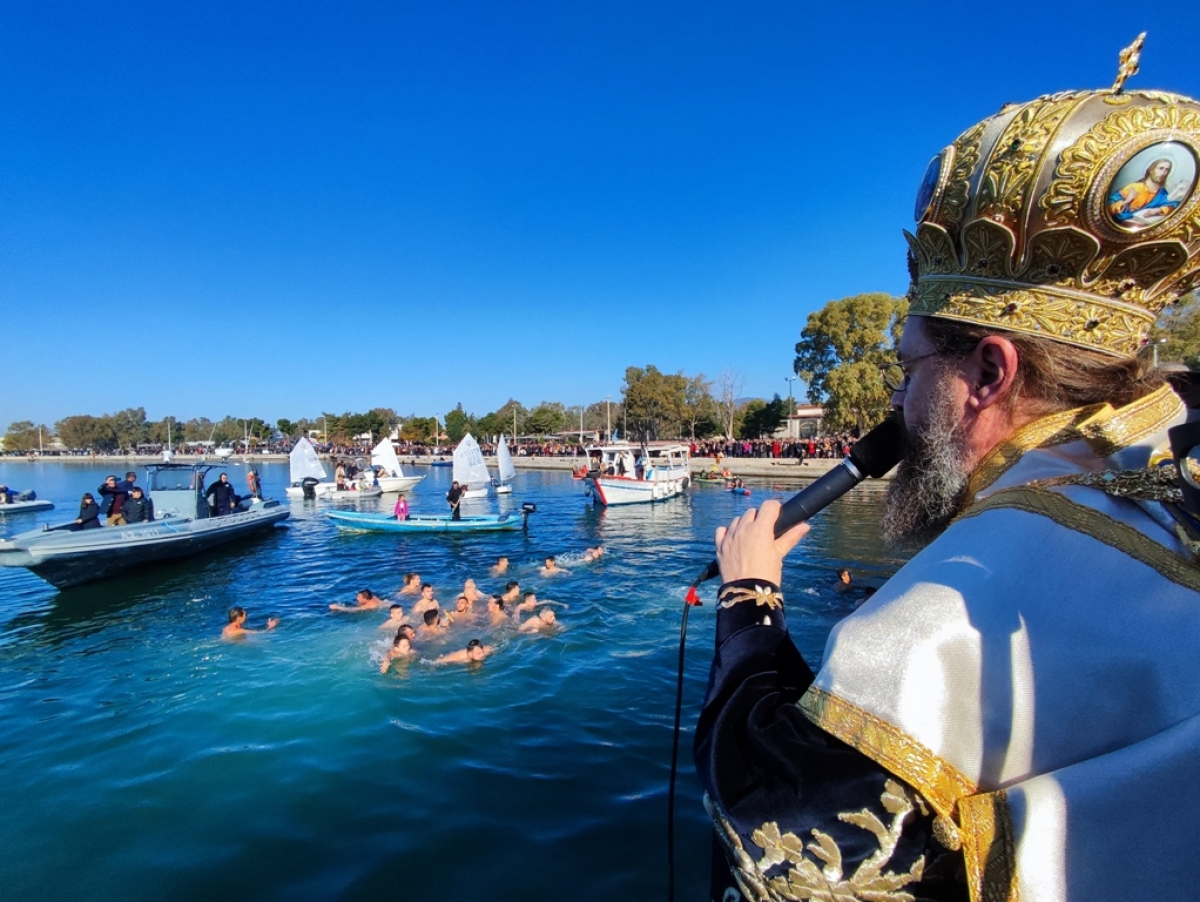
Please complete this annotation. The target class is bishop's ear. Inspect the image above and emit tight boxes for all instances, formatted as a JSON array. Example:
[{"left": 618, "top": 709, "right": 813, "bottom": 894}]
[{"left": 968, "top": 336, "right": 1020, "bottom": 411}]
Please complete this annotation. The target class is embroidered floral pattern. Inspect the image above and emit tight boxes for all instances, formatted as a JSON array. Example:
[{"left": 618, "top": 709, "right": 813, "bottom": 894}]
[
  {"left": 707, "top": 782, "right": 927, "bottom": 902},
  {"left": 718, "top": 584, "right": 784, "bottom": 612}
]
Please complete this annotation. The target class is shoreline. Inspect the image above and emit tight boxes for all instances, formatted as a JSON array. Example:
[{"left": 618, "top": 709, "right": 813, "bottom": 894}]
[{"left": 0, "top": 453, "right": 865, "bottom": 481}]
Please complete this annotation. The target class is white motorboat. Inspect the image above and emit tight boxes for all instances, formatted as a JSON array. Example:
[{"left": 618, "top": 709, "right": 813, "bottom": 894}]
[
  {"left": 492, "top": 435, "right": 517, "bottom": 495},
  {"left": 452, "top": 433, "right": 492, "bottom": 499},
  {"left": 582, "top": 442, "right": 690, "bottom": 506},
  {"left": 284, "top": 438, "right": 337, "bottom": 499},
  {"left": 0, "top": 462, "right": 289, "bottom": 588},
  {"left": 370, "top": 437, "right": 424, "bottom": 493}
]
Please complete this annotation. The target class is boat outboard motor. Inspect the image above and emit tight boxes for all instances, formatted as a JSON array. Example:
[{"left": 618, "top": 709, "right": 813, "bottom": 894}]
[
  {"left": 520, "top": 502, "right": 537, "bottom": 530},
  {"left": 301, "top": 477, "right": 319, "bottom": 500}
]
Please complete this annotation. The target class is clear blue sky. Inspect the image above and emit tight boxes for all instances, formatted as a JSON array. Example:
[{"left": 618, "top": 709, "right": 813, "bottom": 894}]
[{"left": 3, "top": 1, "right": 1198, "bottom": 429}]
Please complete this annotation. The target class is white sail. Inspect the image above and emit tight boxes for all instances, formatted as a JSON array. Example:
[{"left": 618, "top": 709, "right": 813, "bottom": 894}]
[
  {"left": 370, "top": 437, "right": 405, "bottom": 477},
  {"left": 497, "top": 435, "right": 517, "bottom": 483},
  {"left": 289, "top": 437, "right": 328, "bottom": 482},
  {"left": 452, "top": 433, "right": 492, "bottom": 489}
]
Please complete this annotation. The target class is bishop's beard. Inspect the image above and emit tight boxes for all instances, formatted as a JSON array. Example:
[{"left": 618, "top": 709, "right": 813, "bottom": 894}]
[{"left": 881, "top": 370, "right": 972, "bottom": 548}]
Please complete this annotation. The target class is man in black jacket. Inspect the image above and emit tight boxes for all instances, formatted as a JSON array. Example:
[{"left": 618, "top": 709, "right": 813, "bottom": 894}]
[
  {"left": 122, "top": 487, "right": 154, "bottom": 523},
  {"left": 446, "top": 480, "right": 465, "bottom": 521},
  {"left": 206, "top": 473, "right": 240, "bottom": 516}
]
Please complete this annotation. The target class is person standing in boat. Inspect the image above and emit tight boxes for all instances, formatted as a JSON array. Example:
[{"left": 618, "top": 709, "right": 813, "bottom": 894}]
[
  {"left": 122, "top": 486, "right": 154, "bottom": 523},
  {"left": 98, "top": 474, "right": 129, "bottom": 526},
  {"left": 205, "top": 472, "right": 240, "bottom": 516},
  {"left": 394, "top": 494, "right": 409, "bottom": 521},
  {"left": 446, "top": 480, "right": 465, "bottom": 521}
]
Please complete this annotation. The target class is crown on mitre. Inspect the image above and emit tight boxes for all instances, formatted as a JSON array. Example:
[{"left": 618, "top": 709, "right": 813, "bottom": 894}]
[{"left": 906, "top": 35, "right": 1200, "bottom": 358}]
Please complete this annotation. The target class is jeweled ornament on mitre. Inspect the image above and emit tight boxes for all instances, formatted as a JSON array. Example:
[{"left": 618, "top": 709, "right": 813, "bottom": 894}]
[{"left": 906, "top": 33, "right": 1200, "bottom": 358}]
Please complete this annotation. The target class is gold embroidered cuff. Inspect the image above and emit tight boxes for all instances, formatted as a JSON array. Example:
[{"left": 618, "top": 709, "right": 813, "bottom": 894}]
[{"left": 717, "top": 581, "right": 784, "bottom": 612}]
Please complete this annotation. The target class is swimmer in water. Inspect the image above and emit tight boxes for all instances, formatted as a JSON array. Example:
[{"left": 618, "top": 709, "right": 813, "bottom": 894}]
[
  {"left": 582, "top": 546, "right": 605, "bottom": 562},
  {"left": 330, "top": 589, "right": 385, "bottom": 613},
  {"left": 519, "top": 607, "right": 557, "bottom": 634},
  {"left": 379, "top": 634, "right": 415, "bottom": 673},
  {"left": 499, "top": 581, "right": 521, "bottom": 605},
  {"left": 434, "top": 638, "right": 492, "bottom": 665},
  {"left": 411, "top": 583, "right": 439, "bottom": 617},
  {"left": 486, "top": 596, "right": 509, "bottom": 626},
  {"left": 539, "top": 556, "right": 569, "bottom": 577},
  {"left": 515, "top": 590, "right": 539, "bottom": 614},
  {"left": 490, "top": 556, "right": 509, "bottom": 576},
  {"left": 444, "top": 595, "right": 472, "bottom": 625},
  {"left": 379, "top": 604, "right": 406, "bottom": 630},
  {"left": 462, "top": 579, "right": 482, "bottom": 609},
  {"left": 398, "top": 573, "right": 422, "bottom": 596},
  {"left": 222, "top": 606, "right": 279, "bottom": 639},
  {"left": 418, "top": 608, "right": 445, "bottom": 636}
]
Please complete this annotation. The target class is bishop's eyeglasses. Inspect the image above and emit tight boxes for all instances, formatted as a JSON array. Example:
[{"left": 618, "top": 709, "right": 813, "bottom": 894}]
[{"left": 878, "top": 351, "right": 943, "bottom": 393}]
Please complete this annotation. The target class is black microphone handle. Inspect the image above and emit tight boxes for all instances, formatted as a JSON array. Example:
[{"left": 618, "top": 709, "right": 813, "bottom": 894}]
[{"left": 695, "top": 459, "right": 864, "bottom": 586}]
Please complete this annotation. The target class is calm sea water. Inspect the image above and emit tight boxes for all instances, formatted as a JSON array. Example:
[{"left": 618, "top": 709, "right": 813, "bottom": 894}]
[{"left": 0, "top": 461, "right": 904, "bottom": 901}]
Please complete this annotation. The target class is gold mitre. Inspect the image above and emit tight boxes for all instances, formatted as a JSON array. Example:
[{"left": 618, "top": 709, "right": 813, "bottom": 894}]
[{"left": 906, "top": 35, "right": 1200, "bottom": 358}]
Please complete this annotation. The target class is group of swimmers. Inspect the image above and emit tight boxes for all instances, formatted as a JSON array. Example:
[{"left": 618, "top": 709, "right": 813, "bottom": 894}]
[{"left": 221, "top": 548, "right": 606, "bottom": 671}]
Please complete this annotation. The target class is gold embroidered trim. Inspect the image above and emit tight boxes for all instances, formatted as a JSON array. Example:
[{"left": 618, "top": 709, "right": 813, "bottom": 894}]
[
  {"left": 719, "top": 584, "right": 784, "bottom": 612},
  {"left": 959, "top": 791, "right": 1020, "bottom": 902},
  {"left": 1035, "top": 467, "right": 1182, "bottom": 503},
  {"left": 705, "top": 784, "right": 928, "bottom": 902},
  {"left": 965, "top": 384, "right": 1182, "bottom": 498},
  {"left": 1076, "top": 383, "right": 1182, "bottom": 458},
  {"left": 798, "top": 688, "right": 977, "bottom": 821},
  {"left": 966, "top": 404, "right": 1107, "bottom": 499},
  {"left": 959, "top": 486, "right": 1200, "bottom": 593}
]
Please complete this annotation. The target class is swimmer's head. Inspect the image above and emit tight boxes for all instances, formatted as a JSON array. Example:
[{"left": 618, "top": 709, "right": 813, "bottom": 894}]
[
  {"left": 489, "top": 597, "right": 505, "bottom": 612},
  {"left": 228, "top": 606, "right": 246, "bottom": 624},
  {"left": 421, "top": 584, "right": 434, "bottom": 598},
  {"left": 544, "top": 556, "right": 555, "bottom": 566},
  {"left": 423, "top": 609, "right": 440, "bottom": 626},
  {"left": 393, "top": 636, "right": 411, "bottom": 653},
  {"left": 357, "top": 589, "right": 376, "bottom": 603},
  {"left": 505, "top": 581, "right": 519, "bottom": 593},
  {"left": 523, "top": 591, "right": 536, "bottom": 603},
  {"left": 539, "top": 608, "right": 556, "bottom": 624},
  {"left": 398, "top": 625, "right": 416, "bottom": 640},
  {"left": 455, "top": 596, "right": 469, "bottom": 613},
  {"left": 466, "top": 638, "right": 486, "bottom": 661},
  {"left": 837, "top": 570, "right": 851, "bottom": 585},
  {"left": 389, "top": 604, "right": 402, "bottom": 614},
  {"left": 403, "top": 572, "right": 419, "bottom": 587}
]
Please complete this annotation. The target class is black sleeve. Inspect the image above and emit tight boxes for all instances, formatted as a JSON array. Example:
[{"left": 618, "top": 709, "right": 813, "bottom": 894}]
[{"left": 693, "top": 579, "right": 964, "bottom": 901}]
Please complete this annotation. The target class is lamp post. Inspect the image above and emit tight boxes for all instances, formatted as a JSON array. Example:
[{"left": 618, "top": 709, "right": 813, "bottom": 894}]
[
  {"left": 1153, "top": 338, "right": 1168, "bottom": 368},
  {"left": 578, "top": 405, "right": 584, "bottom": 444},
  {"left": 785, "top": 375, "right": 798, "bottom": 439}
]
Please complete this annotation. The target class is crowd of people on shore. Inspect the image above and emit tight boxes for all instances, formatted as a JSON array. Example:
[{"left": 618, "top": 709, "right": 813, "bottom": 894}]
[
  {"left": 222, "top": 548, "right": 606, "bottom": 670},
  {"left": 688, "top": 434, "right": 856, "bottom": 461}
]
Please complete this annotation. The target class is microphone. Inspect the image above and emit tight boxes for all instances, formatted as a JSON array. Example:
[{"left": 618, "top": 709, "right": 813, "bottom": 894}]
[{"left": 687, "top": 412, "right": 907, "bottom": 595}]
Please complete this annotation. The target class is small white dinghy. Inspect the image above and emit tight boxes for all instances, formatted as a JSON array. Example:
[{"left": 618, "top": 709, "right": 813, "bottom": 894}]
[
  {"left": 284, "top": 438, "right": 336, "bottom": 499},
  {"left": 452, "top": 433, "right": 492, "bottom": 499},
  {"left": 492, "top": 435, "right": 517, "bottom": 495},
  {"left": 370, "top": 437, "right": 424, "bottom": 494}
]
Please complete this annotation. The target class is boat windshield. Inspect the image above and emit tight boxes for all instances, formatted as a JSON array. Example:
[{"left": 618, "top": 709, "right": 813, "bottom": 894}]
[{"left": 148, "top": 469, "right": 199, "bottom": 491}]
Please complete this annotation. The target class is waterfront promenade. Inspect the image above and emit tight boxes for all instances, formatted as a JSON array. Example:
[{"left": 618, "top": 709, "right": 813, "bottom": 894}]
[{"left": 1, "top": 452, "right": 859, "bottom": 480}]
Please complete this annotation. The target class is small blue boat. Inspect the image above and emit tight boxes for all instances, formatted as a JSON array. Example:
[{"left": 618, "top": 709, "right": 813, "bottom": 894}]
[{"left": 327, "top": 504, "right": 535, "bottom": 533}]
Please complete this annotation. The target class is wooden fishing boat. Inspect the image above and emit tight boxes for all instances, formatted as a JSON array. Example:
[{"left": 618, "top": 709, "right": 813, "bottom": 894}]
[{"left": 326, "top": 504, "right": 535, "bottom": 533}]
